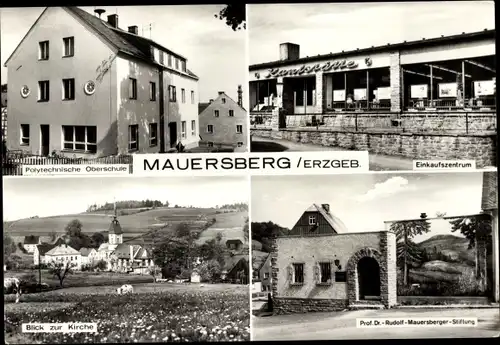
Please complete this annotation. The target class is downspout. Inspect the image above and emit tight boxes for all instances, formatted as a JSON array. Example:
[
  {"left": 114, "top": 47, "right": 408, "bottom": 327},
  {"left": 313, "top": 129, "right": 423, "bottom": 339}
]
[{"left": 159, "top": 68, "right": 165, "bottom": 153}]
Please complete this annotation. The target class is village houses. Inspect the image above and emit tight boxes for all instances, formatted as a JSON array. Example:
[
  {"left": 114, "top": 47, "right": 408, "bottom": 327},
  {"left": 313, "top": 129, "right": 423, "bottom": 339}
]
[
  {"left": 4, "top": 6, "right": 200, "bottom": 158},
  {"left": 23, "top": 235, "right": 42, "bottom": 253},
  {"left": 44, "top": 244, "right": 83, "bottom": 271}
]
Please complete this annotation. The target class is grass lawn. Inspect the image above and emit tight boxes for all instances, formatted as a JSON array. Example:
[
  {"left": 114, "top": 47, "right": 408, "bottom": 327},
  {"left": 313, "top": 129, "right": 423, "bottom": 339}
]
[{"left": 4, "top": 283, "right": 250, "bottom": 343}]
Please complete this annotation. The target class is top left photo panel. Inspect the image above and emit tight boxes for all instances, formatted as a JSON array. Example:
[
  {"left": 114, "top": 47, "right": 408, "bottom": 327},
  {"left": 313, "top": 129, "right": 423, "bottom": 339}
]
[{"left": 1, "top": 5, "right": 248, "bottom": 176}]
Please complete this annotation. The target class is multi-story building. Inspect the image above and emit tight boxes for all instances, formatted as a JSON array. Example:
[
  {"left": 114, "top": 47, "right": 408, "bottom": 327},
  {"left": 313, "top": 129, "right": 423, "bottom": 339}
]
[
  {"left": 1, "top": 84, "right": 6, "bottom": 141},
  {"left": 198, "top": 86, "right": 247, "bottom": 151},
  {"left": 4, "top": 6, "right": 200, "bottom": 157},
  {"left": 44, "top": 244, "right": 83, "bottom": 270}
]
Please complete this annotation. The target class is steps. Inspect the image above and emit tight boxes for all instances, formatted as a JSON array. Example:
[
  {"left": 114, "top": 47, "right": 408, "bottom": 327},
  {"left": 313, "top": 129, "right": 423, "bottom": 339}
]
[{"left": 349, "top": 304, "right": 384, "bottom": 310}]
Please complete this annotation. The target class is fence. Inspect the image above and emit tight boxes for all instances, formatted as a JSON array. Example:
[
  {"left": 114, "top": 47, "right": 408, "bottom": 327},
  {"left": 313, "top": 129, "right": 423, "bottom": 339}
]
[
  {"left": 278, "top": 112, "right": 497, "bottom": 135},
  {"left": 2, "top": 152, "right": 134, "bottom": 176}
]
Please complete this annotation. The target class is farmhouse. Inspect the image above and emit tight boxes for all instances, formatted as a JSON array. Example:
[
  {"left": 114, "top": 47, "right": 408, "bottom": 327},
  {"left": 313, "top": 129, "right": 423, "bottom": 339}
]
[
  {"left": 33, "top": 237, "right": 66, "bottom": 266},
  {"left": 198, "top": 87, "right": 247, "bottom": 151},
  {"left": 249, "top": 30, "right": 496, "bottom": 167},
  {"left": 222, "top": 254, "right": 249, "bottom": 284},
  {"left": 4, "top": 6, "right": 200, "bottom": 157},
  {"left": 45, "top": 244, "right": 83, "bottom": 270},
  {"left": 269, "top": 203, "right": 397, "bottom": 314},
  {"left": 257, "top": 254, "right": 272, "bottom": 292},
  {"left": 79, "top": 247, "right": 97, "bottom": 266},
  {"left": 23, "top": 235, "right": 42, "bottom": 253}
]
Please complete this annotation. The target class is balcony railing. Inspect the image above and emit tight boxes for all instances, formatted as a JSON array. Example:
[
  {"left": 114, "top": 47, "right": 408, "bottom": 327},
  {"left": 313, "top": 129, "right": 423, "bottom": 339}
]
[
  {"left": 327, "top": 100, "right": 392, "bottom": 111},
  {"left": 407, "top": 97, "right": 496, "bottom": 111}
]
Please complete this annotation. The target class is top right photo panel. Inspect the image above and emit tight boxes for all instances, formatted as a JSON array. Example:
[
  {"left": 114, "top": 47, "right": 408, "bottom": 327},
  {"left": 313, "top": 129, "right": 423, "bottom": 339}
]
[{"left": 247, "top": 1, "right": 496, "bottom": 171}]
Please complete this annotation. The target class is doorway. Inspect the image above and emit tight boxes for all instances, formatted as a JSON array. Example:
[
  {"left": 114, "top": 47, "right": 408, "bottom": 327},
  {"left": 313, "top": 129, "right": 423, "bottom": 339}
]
[
  {"left": 168, "top": 122, "right": 177, "bottom": 148},
  {"left": 292, "top": 77, "right": 316, "bottom": 114},
  {"left": 40, "top": 125, "right": 50, "bottom": 156},
  {"left": 357, "top": 257, "right": 381, "bottom": 300}
]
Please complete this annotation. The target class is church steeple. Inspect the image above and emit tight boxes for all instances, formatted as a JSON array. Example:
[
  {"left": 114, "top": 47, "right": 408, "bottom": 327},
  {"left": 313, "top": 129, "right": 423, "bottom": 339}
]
[{"left": 108, "top": 198, "right": 123, "bottom": 247}]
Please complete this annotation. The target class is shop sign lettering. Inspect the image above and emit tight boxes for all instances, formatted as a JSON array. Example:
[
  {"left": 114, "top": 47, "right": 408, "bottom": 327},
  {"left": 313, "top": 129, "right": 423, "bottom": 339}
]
[{"left": 265, "top": 59, "right": 359, "bottom": 78}]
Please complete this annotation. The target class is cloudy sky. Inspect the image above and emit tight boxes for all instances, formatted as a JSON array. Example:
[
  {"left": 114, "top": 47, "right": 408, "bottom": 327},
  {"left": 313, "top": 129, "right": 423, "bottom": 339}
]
[
  {"left": 0, "top": 5, "right": 246, "bottom": 102},
  {"left": 251, "top": 172, "right": 486, "bottom": 242},
  {"left": 3, "top": 176, "right": 248, "bottom": 221},
  {"left": 248, "top": 1, "right": 495, "bottom": 65}
]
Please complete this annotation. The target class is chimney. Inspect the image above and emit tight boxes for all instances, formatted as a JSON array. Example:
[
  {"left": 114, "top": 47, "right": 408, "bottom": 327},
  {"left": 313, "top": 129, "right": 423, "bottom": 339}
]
[
  {"left": 321, "top": 204, "right": 330, "bottom": 213},
  {"left": 279, "top": 43, "right": 300, "bottom": 61},
  {"left": 130, "top": 245, "right": 134, "bottom": 261},
  {"left": 209, "top": 99, "right": 214, "bottom": 103},
  {"left": 218, "top": 91, "right": 224, "bottom": 96},
  {"left": 237, "top": 85, "right": 243, "bottom": 107},
  {"left": 107, "top": 14, "right": 119, "bottom": 28},
  {"left": 128, "top": 25, "right": 138, "bottom": 35}
]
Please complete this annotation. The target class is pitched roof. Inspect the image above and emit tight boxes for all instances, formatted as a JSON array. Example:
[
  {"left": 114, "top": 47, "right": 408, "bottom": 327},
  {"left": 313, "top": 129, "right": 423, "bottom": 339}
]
[
  {"left": 23, "top": 236, "right": 40, "bottom": 245},
  {"left": 111, "top": 243, "right": 142, "bottom": 259},
  {"left": 481, "top": 171, "right": 498, "bottom": 211},
  {"left": 36, "top": 243, "right": 57, "bottom": 256},
  {"left": 4, "top": 7, "right": 198, "bottom": 80},
  {"left": 109, "top": 217, "right": 124, "bottom": 235},
  {"left": 79, "top": 247, "right": 96, "bottom": 257},
  {"left": 223, "top": 254, "right": 248, "bottom": 273},
  {"left": 46, "top": 244, "right": 80, "bottom": 256},
  {"left": 303, "top": 203, "right": 348, "bottom": 234},
  {"left": 199, "top": 92, "right": 246, "bottom": 117},
  {"left": 198, "top": 102, "right": 211, "bottom": 114}
]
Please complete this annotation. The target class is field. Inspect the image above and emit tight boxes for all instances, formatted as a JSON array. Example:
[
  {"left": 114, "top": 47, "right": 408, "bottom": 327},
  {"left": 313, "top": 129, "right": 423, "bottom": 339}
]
[{"left": 4, "top": 283, "right": 250, "bottom": 343}]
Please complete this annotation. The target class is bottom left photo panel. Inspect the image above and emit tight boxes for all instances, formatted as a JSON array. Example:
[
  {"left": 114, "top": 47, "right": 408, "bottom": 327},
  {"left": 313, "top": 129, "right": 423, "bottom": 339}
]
[{"left": 3, "top": 176, "right": 251, "bottom": 343}]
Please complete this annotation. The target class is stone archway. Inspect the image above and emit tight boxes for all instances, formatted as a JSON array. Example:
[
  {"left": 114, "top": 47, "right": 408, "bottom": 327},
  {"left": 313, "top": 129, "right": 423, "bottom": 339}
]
[{"left": 346, "top": 247, "right": 387, "bottom": 306}]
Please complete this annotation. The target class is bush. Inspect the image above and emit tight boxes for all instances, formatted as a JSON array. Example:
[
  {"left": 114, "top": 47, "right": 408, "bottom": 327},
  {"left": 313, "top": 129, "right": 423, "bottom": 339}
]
[{"left": 93, "top": 260, "right": 107, "bottom": 271}]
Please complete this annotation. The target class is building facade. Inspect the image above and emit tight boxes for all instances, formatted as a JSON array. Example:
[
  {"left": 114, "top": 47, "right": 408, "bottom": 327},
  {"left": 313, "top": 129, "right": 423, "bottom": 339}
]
[
  {"left": 249, "top": 30, "right": 496, "bottom": 166},
  {"left": 79, "top": 247, "right": 97, "bottom": 266},
  {"left": 44, "top": 244, "right": 83, "bottom": 270},
  {"left": 198, "top": 88, "right": 247, "bottom": 151},
  {"left": 270, "top": 203, "right": 397, "bottom": 314},
  {"left": 5, "top": 6, "right": 199, "bottom": 158},
  {"left": 23, "top": 235, "right": 42, "bottom": 253}
]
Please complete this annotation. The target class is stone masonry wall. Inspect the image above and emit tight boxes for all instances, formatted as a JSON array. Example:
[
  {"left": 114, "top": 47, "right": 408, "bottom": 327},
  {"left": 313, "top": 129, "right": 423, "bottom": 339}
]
[
  {"left": 389, "top": 51, "right": 402, "bottom": 112},
  {"left": 273, "top": 298, "right": 348, "bottom": 315},
  {"left": 251, "top": 128, "right": 497, "bottom": 168}
]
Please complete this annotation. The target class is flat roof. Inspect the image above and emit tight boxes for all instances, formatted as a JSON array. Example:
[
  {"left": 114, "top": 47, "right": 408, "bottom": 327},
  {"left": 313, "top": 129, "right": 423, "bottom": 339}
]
[{"left": 249, "top": 29, "right": 495, "bottom": 71}]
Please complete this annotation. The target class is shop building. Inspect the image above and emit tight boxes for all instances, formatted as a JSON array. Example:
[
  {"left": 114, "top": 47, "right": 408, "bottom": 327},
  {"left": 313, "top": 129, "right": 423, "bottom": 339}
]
[{"left": 4, "top": 6, "right": 199, "bottom": 157}]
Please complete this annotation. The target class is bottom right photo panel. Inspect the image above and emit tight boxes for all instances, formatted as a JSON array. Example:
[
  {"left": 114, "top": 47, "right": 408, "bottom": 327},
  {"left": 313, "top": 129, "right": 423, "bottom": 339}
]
[{"left": 250, "top": 171, "right": 499, "bottom": 340}]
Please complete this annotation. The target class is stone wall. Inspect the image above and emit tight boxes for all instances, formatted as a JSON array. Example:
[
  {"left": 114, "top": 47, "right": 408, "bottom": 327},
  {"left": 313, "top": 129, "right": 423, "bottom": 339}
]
[
  {"left": 273, "top": 297, "right": 348, "bottom": 315},
  {"left": 251, "top": 128, "right": 497, "bottom": 168}
]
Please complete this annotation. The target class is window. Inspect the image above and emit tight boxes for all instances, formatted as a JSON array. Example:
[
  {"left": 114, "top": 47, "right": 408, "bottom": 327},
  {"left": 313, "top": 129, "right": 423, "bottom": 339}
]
[
  {"left": 191, "top": 120, "right": 196, "bottom": 136},
  {"left": 214, "top": 110, "right": 219, "bottom": 117},
  {"left": 159, "top": 51, "right": 164, "bottom": 65},
  {"left": 62, "top": 126, "right": 97, "bottom": 153},
  {"left": 181, "top": 121, "right": 186, "bottom": 139},
  {"left": 20, "top": 124, "right": 30, "bottom": 145},
  {"left": 181, "top": 88, "right": 186, "bottom": 103},
  {"left": 237, "top": 142, "right": 243, "bottom": 147},
  {"left": 169, "top": 85, "right": 177, "bottom": 102},
  {"left": 222, "top": 98, "right": 226, "bottom": 104},
  {"left": 191, "top": 91, "right": 195, "bottom": 104},
  {"left": 38, "top": 81, "right": 49, "bottom": 101},
  {"left": 175, "top": 58, "right": 179, "bottom": 70},
  {"left": 335, "top": 271, "right": 347, "bottom": 283},
  {"left": 293, "top": 263, "right": 304, "bottom": 284},
  {"left": 149, "top": 123, "right": 158, "bottom": 147},
  {"left": 236, "top": 125, "right": 243, "bottom": 134},
  {"left": 319, "top": 262, "right": 332, "bottom": 283},
  {"left": 229, "top": 110, "right": 234, "bottom": 117},
  {"left": 207, "top": 125, "right": 213, "bottom": 133},
  {"left": 62, "top": 79, "right": 75, "bottom": 100},
  {"left": 181, "top": 60, "right": 186, "bottom": 72},
  {"left": 129, "top": 78, "right": 137, "bottom": 99},
  {"left": 309, "top": 215, "right": 316, "bottom": 225},
  {"left": 149, "top": 82, "right": 156, "bottom": 101},
  {"left": 128, "top": 124, "right": 139, "bottom": 151},
  {"left": 39, "top": 41, "right": 49, "bottom": 60},
  {"left": 207, "top": 142, "right": 214, "bottom": 147},
  {"left": 168, "top": 54, "right": 172, "bottom": 67},
  {"left": 63, "top": 37, "right": 74, "bottom": 57},
  {"left": 264, "top": 272, "right": 270, "bottom": 279},
  {"left": 153, "top": 48, "right": 160, "bottom": 62}
]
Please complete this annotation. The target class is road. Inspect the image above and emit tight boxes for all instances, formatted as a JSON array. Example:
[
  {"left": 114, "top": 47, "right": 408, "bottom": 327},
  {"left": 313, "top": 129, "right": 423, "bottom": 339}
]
[
  {"left": 252, "top": 308, "right": 500, "bottom": 340},
  {"left": 250, "top": 136, "right": 414, "bottom": 171}
]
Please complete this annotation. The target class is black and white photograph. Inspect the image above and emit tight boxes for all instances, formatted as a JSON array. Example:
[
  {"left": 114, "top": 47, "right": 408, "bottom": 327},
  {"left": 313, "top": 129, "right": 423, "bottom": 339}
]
[
  {"left": 247, "top": 1, "right": 496, "bottom": 170},
  {"left": 3, "top": 176, "right": 250, "bottom": 343},
  {"left": 251, "top": 171, "right": 499, "bottom": 340},
  {"left": 1, "top": 4, "right": 248, "bottom": 176}
]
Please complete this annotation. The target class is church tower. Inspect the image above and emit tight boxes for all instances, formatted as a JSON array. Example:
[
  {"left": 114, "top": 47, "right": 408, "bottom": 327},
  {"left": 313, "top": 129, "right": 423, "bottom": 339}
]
[{"left": 108, "top": 199, "right": 123, "bottom": 251}]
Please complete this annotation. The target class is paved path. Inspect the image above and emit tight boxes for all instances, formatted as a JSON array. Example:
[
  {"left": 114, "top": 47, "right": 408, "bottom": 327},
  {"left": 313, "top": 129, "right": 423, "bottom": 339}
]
[
  {"left": 252, "top": 308, "right": 500, "bottom": 340},
  {"left": 250, "top": 136, "right": 414, "bottom": 171}
]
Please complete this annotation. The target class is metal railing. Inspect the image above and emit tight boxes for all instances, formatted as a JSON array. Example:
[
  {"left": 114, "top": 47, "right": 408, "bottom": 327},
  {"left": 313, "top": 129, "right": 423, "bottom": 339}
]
[
  {"left": 407, "top": 98, "right": 496, "bottom": 111},
  {"left": 327, "top": 100, "right": 392, "bottom": 111},
  {"left": 250, "top": 111, "right": 274, "bottom": 128}
]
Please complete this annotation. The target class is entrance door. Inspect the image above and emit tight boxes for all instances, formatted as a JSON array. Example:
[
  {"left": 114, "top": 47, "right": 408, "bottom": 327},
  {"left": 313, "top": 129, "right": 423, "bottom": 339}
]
[
  {"left": 40, "top": 125, "right": 50, "bottom": 156},
  {"left": 168, "top": 122, "right": 177, "bottom": 148},
  {"left": 357, "top": 257, "right": 381, "bottom": 300},
  {"left": 293, "top": 77, "right": 316, "bottom": 114}
]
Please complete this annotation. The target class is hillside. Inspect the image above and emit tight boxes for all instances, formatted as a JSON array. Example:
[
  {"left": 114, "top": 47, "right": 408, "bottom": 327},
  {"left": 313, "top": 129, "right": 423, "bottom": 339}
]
[
  {"left": 196, "top": 212, "right": 248, "bottom": 246},
  {"left": 416, "top": 234, "right": 475, "bottom": 265}
]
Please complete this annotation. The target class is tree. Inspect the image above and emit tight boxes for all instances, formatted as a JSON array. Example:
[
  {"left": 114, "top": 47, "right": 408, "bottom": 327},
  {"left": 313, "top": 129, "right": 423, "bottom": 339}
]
[
  {"left": 48, "top": 261, "right": 76, "bottom": 287},
  {"left": 48, "top": 230, "right": 58, "bottom": 242},
  {"left": 390, "top": 215, "right": 431, "bottom": 286},
  {"left": 215, "top": 4, "right": 246, "bottom": 31},
  {"left": 65, "top": 219, "right": 83, "bottom": 237},
  {"left": 243, "top": 217, "right": 249, "bottom": 242},
  {"left": 91, "top": 232, "right": 106, "bottom": 248},
  {"left": 148, "top": 266, "right": 162, "bottom": 282},
  {"left": 3, "top": 232, "right": 17, "bottom": 262},
  {"left": 449, "top": 214, "right": 492, "bottom": 288},
  {"left": 197, "top": 259, "right": 222, "bottom": 282}
]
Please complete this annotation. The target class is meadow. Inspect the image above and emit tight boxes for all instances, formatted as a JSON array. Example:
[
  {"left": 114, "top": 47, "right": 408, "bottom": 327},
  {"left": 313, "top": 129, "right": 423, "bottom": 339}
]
[{"left": 4, "top": 283, "right": 250, "bottom": 343}]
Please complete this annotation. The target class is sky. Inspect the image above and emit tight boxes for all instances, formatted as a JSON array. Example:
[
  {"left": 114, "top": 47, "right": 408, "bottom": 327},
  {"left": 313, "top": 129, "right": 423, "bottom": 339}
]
[
  {"left": 251, "top": 172, "right": 487, "bottom": 242},
  {"left": 0, "top": 5, "right": 246, "bottom": 103},
  {"left": 3, "top": 176, "right": 248, "bottom": 221},
  {"left": 248, "top": 1, "right": 496, "bottom": 65}
]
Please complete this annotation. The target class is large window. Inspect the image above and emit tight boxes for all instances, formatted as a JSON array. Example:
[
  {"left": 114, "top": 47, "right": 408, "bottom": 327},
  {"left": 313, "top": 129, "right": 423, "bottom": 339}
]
[
  {"left": 319, "top": 262, "right": 332, "bottom": 283},
  {"left": 149, "top": 123, "right": 158, "bottom": 147},
  {"left": 38, "top": 81, "right": 49, "bottom": 102},
  {"left": 128, "top": 125, "right": 139, "bottom": 151},
  {"left": 39, "top": 41, "right": 49, "bottom": 60},
  {"left": 20, "top": 124, "right": 30, "bottom": 145},
  {"left": 250, "top": 79, "right": 278, "bottom": 111},
  {"left": 62, "top": 79, "right": 75, "bottom": 100},
  {"left": 63, "top": 37, "right": 74, "bottom": 57},
  {"left": 62, "top": 126, "right": 97, "bottom": 153}
]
